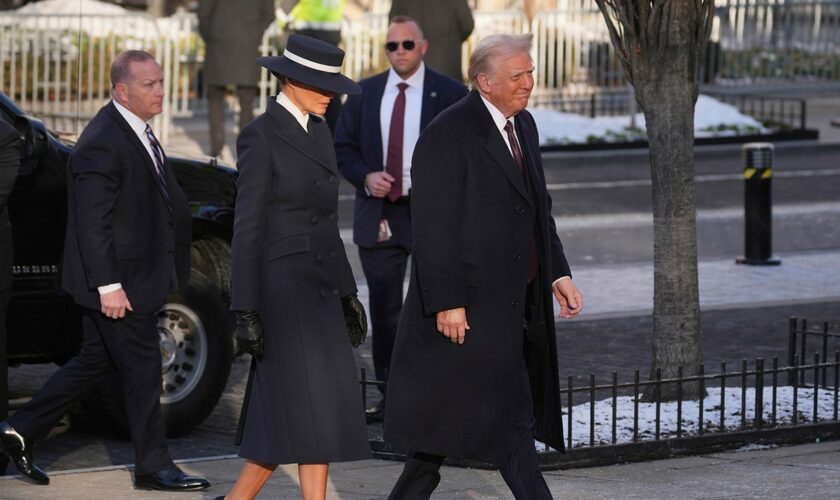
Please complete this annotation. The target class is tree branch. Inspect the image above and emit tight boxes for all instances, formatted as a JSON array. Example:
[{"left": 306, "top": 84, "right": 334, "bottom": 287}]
[{"left": 595, "top": 0, "right": 633, "bottom": 83}]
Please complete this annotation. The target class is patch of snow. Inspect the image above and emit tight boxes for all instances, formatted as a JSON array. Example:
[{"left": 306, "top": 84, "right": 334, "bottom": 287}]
[
  {"left": 530, "top": 95, "right": 768, "bottom": 146},
  {"left": 538, "top": 386, "right": 837, "bottom": 450},
  {"left": 735, "top": 443, "right": 778, "bottom": 452}
]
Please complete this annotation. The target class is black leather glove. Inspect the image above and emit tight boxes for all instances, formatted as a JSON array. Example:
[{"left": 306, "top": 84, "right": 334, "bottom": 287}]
[
  {"left": 341, "top": 294, "right": 368, "bottom": 348},
  {"left": 234, "top": 310, "right": 264, "bottom": 361}
]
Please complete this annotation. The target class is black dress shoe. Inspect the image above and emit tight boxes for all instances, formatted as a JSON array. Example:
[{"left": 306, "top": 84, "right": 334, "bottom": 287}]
[
  {"left": 365, "top": 398, "right": 385, "bottom": 423},
  {"left": 0, "top": 421, "right": 49, "bottom": 485},
  {"left": 134, "top": 466, "right": 210, "bottom": 491}
]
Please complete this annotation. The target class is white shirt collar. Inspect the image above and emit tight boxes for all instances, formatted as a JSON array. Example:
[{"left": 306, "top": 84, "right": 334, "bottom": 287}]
[
  {"left": 479, "top": 93, "right": 515, "bottom": 134},
  {"left": 276, "top": 91, "right": 311, "bottom": 131},
  {"left": 112, "top": 99, "right": 149, "bottom": 135},
  {"left": 385, "top": 62, "right": 425, "bottom": 90}
]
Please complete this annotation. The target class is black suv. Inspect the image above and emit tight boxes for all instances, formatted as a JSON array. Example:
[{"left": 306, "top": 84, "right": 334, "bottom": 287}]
[{"left": 2, "top": 91, "right": 238, "bottom": 436}]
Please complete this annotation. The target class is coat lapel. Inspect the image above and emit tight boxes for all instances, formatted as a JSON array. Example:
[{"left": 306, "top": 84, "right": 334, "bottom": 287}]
[
  {"left": 467, "top": 92, "right": 532, "bottom": 206},
  {"left": 516, "top": 114, "right": 543, "bottom": 210},
  {"left": 419, "top": 70, "right": 439, "bottom": 130},
  {"left": 106, "top": 102, "right": 173, "bottom": 212},
  {"left": 266, "top": 99, "right": 336, "bottom": 174}
]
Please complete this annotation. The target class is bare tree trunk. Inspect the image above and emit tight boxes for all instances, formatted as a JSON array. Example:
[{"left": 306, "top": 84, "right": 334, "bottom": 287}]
[
  {"left": 641, "top": 69, "right": 702, "bottom": 401},
  {"left": 594, "top": 0, "right": 715, "bottom": 400}
]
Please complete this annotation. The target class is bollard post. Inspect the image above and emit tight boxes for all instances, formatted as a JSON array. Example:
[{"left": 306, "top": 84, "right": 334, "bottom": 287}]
[{"left": 736, "top": 143, "right": 781, "bottom": 265}]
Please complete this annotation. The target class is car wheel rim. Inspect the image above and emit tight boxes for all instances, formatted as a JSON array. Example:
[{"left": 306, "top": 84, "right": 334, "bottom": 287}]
[{"left": 157, "top": 303, "right": 208, "bottom": 405}]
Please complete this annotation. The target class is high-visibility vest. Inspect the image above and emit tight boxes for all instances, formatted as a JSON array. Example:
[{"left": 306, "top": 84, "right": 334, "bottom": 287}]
[{"left": 289, "top": 0, "right": 345, "bottom": 31}]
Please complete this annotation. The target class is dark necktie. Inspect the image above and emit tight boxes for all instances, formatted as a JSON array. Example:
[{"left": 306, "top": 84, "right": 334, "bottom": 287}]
[
  {"left": 386, "top": 82, "right": 408, "bottom": 202},
  {"left": 504, "top": 120, "right": 539, "bottom": 282},
  {"left": 144, "top": 124, "right": 171, "bottom": 207}
]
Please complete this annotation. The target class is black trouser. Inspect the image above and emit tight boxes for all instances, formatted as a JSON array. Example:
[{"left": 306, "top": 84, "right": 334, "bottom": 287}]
[
  {"left": 389, "top": 279, "right": 552, "bottom": 500},
  {"left": 8, "top": 309, "right": 173, "bottom": 475},
  {"left": 207, "top": 84, "right": 258, "bottom": 157},
  {"left": 358, "top": 200, "right": 412, "bottom": 392}
]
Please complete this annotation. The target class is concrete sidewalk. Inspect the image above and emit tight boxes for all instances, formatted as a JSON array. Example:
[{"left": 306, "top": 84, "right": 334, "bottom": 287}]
[{"left": 2, "top": 440, "right": 839, "bottom": 499}]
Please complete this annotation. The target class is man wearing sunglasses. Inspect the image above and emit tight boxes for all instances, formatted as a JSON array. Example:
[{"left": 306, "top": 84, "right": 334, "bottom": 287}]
[{"left": 335, "top": 16, "right": 467, "bottom": 423}]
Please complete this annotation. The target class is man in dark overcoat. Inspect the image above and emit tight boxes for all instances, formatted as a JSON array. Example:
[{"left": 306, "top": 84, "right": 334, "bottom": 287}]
[
  {"left": 334, "top": 16, "right": 467, "bottom": 421},
  {"left": 198, "top": 0, "right": 275, "bottom": 157},
  {"left": 0, "top": 51, "right": 208, "bottom": 492},
  {"left": 0, "top": 119, "right": 20, "bottom": 476},
  {"left": 389, "top": 0, "right": 474, "bottom": 81},
  {"left": 384, "top": 34, "right": 583, "bottom": 500}
]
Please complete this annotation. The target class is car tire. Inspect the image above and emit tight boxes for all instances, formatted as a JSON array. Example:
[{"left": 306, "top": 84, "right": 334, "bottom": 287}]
[
  {"left": 191, "top": 238, "right": 232, "bottom": 303},
  {"left": 80, "top": 268, "right": 233, "bottom": 437}
]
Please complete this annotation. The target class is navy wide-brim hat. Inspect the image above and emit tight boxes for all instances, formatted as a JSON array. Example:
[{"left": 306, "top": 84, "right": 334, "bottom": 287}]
[{"left": 258, "top": 34, "right": 361, "bottom": 96}]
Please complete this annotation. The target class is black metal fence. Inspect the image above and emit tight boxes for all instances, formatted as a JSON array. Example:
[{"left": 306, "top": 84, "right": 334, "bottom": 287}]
[
  {"left": 702, "top": 92, "right": 808, "bottom": 131},
  {"left": 361, "top": 316, "right": 840, "bottom": 468}
]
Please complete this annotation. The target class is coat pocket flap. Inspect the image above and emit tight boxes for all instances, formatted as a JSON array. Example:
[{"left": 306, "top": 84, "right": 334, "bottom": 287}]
[{"left": 267, "top": 234, "right": 310, "bottom": 261}]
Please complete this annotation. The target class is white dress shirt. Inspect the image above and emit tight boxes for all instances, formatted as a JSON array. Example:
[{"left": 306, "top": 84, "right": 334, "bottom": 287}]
[
  {"left": 98, "top": 100, "right": 164, "bottom": 295},
  {"left": 380, "top": 63, "right": 425, "bottom": 195},
  {"left": 276, "top": 91, "right": 311, "bottom": 131},
  {"left": 478, "top": 94, "right": 570, "bottom": 284}
]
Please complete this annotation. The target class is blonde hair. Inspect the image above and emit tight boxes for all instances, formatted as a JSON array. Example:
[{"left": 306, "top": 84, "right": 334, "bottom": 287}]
[{"left": 467, "top": 34, "right": 533, "bottom": 88}]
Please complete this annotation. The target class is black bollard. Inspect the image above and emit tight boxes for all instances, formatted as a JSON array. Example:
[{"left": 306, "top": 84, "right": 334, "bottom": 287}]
[{"left": 736, "top": 143, "right": 781, "bottom": 265}]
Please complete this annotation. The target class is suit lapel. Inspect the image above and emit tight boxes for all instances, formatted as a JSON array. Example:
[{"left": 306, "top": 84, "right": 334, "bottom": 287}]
[
  {"left": 467, "top": 92, "right": 532, "bottom": 206},
  {"left": 368, "top": 74, "right": 387, "bottom": 172},
  {"left": 266, "top": 99, "right": 335, "bottom": 174},
  {"left": 420, "top": 70, "right": 439, "bottom": 129},
  {"left": 106, "top": 102, "right": 173, "bottom": 212}
]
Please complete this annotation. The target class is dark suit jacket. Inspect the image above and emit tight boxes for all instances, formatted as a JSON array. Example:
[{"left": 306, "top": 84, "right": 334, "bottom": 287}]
[
  {"left": 60, "top": 102, "right": 192, "bottom": 313},
  {"left": 384, "top": 90, "right": 569, "bottom": 463},
  {"left": 0, "top": 120, "right": 20, "bottom": 293},
  {"left": 334, "top": 67, "right": 467, "bottom": 248},
  {"left": 198, "top": 0, "right": 275, "bottom": 86}
]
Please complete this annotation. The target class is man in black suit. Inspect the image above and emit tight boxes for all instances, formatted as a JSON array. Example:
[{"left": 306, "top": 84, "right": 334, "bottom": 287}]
[
  {"left": 0, "top": 51, "right": 209, "bottom": 492},
  {"left": 335, "top": 16, "right": 467, "bottom": 421},
  {"left": 384, "top": 34, "right": 584, "bottom": 499},
  {"left": 0, "top": 119, "right": 20, "bottom": 476}
]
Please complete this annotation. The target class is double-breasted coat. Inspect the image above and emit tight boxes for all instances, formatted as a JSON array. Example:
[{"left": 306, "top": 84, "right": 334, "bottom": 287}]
[
  {"left": 384, "top": 91, "right": 569, "bottom": 465},
  {"left": 198, "top": 0, "right": 275, "bottom": 87},
  {"left": 230, "top": 98, "right": 370, "bottom": 464}
]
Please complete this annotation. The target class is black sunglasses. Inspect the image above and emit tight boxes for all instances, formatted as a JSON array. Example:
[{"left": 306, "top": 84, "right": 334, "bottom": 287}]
[{"left": 385, "top": 39, "right": 419, "bottom": 52}]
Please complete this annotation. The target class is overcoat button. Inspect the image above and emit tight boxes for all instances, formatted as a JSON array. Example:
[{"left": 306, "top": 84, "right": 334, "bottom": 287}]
[
  {"left": 315, "top": 180, "right": 323, "bottom": 188},
  {"left": 319, "top": 290, "right": 327, "bottom": 298},
  {"left": 316, "top": 253, "right": 324, "bottom": 262},
  {"left": 329, "top": 251, "right": 336, "bottom": 259},
  {"left": 311, "top": 216, "right": 319, "bottom": 224},
  {"left": 168, "top": 249, "right": 174, "bottom": 255},
  {"left": 331, "top": 289, "right": 339, "bottom": 297},
  {"left": 511, "top": 300, "right": 519, "bottom": 307},
  {"left": 514, "top": 254, "right": 522, "bottom": 261},
  {"left": 329, "top": 213, "right": 337, "bottom": 221},
  {"left": 329, "top": 176, "right": 337, "bottom": 184}
]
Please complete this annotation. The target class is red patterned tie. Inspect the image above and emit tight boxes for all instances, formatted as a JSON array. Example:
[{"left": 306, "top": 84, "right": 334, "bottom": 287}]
[
  {"left": 386, "top": 83, "right": 408, "bottom": 202},
  {"left": 504, "top": 120, "right": 539, "bottom": 283}
]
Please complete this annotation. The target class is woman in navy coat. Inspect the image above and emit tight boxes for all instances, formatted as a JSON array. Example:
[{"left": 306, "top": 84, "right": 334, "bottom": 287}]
[{"left": 221, "top": 35, "right": 370, "bottom": 500}]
